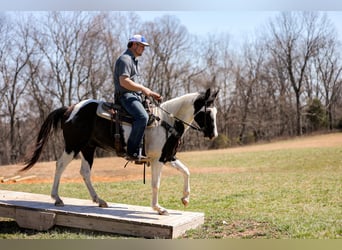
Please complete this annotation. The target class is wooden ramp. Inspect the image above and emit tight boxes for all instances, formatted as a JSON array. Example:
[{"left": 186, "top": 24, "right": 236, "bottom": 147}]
[{"left": 0, "top": 190, "right": 204, "bottom": 238}]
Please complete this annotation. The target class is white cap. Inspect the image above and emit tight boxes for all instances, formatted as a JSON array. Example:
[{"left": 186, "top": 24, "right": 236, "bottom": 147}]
[{"left": 129, "top": 34, "right": 150, "bottom": 46}]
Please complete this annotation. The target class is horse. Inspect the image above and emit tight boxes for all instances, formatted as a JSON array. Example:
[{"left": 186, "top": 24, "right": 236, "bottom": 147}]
[{"left": 21, "top": 88, "right": 219, "bottom": 215}]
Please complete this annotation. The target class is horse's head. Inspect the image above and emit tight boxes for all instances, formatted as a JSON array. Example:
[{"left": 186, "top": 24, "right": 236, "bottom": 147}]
[{"left": 193, "top": 88, "right": 219, "bottom": 140}]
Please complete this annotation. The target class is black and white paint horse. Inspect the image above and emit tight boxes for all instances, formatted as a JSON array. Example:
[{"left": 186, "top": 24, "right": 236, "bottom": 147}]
[{"left": 22, "top": 88, "right": 219, "bottom": 215}]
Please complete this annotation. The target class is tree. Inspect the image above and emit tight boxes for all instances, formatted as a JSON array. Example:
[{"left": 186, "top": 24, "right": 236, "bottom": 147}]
[
  {"left": 232, "top": 38, "right": 272, "bottom": 143},
  {"left": 142, "top": 15, "right": 192, "bottom": 99},
  {"left": 197, "top": 33, "right": 234, "bottom": 137},
  {"left": 314, "top": 38, "right": 342, "bottom": 130},
  {"left": 0, "top": 11, "right": 342, "bottom": 165},
  {"left": 32, "top": 12, "right": 100, "bottom": 106},
  {"left": 0, "top": 15, "right": 35, "bottom": 162},
  {"left": 101, "top": 12, "right": 142, "bottom": 101},
  {"left": 306, "top": 98, "right": 326, "bottom": 131},
  {"left": 267, "top": 12, "right": 329, "bottom": 136}
]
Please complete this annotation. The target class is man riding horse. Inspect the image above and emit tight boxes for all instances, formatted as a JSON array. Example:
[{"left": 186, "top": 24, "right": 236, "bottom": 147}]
[
  {"left": 22, "top": 35, "right": 219, "bottom": 215},
  {"left": 114, "top": 34, "right": 162, "bottom": 163}
]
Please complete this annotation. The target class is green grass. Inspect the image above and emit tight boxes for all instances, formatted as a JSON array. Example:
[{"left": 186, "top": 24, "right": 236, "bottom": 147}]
[{"left": 0, "top": 147, "right": 341, "bottom": 239}]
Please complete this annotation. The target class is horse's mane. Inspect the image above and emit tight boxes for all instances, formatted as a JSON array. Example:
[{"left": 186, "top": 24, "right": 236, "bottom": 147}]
[
  {"left": 161, "top": 93, "right": 198, "bottom": 112},
  {"left": 160, "top": 92, "right": 199, "bottom": 123}
]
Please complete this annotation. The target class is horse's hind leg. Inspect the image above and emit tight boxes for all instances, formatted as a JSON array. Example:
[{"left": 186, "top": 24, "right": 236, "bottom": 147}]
[
  {"left": 51, "top": 150, "right": 73, "bottom": 206},
  {"left": 80, "top": 147, "right": 108, "bottom": 208}
]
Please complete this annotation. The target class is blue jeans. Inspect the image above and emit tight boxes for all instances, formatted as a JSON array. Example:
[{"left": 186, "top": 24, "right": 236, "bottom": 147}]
[{"left": 119, "top": 92, "right": 148, "bottom": 156}]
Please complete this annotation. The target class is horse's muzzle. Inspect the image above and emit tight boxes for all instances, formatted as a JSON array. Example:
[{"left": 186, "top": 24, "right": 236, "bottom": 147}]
[{"left": 204, "top": 131, "right": 218, "bottom": 140}]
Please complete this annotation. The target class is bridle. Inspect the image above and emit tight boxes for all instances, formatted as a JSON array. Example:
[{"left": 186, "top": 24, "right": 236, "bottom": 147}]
[{"left": 150, "top": 98, "right": 207, "bottom": 132}]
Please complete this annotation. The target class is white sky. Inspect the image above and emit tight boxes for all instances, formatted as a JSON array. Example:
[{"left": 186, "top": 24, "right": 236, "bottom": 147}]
[
  {"left": 137, "top": 11, "right": 277, "bottom": 36},
  {"left": 0, "top": 1, "right": 341, "bottom": 46},
  {"left": 1, "top": 0, "right": 342, "bottom": 11},
  {"left": 136, "top": 11, "right": 342, "bottom": 46}
]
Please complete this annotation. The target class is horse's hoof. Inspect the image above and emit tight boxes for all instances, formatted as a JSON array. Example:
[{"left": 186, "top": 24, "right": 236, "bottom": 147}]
[
  {"left": 99, "top": 201, "right": 109, "bottom": 208},
  {"left": 181, "top": 197, "right": 189, "bottom": 207},
  {"left": 153, "top": 206, "right": 169, "bottom": 215},
  {"left": 158, "top": 209, "right": 169, "bottom": 216},
  {"left": 54, "top": 201, "right": 64, "bottom": 206}
]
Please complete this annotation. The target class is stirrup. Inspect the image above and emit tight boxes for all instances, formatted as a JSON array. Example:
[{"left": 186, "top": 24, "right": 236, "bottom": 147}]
[{"left": 125, "top": 154, "right": 150, "bottom": 163}]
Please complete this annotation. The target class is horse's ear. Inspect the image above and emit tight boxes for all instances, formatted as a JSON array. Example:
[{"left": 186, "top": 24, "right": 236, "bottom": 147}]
[
  {"left": 212, "top": 89, "right": 219, "bottom": 99},
  {"left": 205, "top": 88, "right": 211, "bottom": 100}
]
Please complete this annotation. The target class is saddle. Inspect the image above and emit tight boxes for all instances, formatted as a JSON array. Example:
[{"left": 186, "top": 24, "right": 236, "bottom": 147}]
[
  {"left": 96, "top": 99, "right": 158, "bottom": 158},
  {"left": 96, "top": 102, "right": 133, "bottom": 124},
  {"left": 96, "top": 99, "right": 182, "bottom": 165},
  {"left": 96, "top": 100, "right": 157, "bottom": 126}
]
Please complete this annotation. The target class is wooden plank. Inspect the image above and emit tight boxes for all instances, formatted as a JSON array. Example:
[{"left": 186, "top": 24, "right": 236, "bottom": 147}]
[
  {"left": 14, "top": 175, "right": 37, "bottom": 182},
  {"left": 55, "top": 213, "right": 172, "bottom": 238},
  {"left": 0, "top": 190, "right": 204, "bottom": 238},
  {"left": 15, "top": 208, "right": 56, "bottom": 231},
  {"left": 0, "top": 205, "right": 16, "bottom": 218},
  {"left": 1, "top": 175, "right": 21, "bottom": 183}
]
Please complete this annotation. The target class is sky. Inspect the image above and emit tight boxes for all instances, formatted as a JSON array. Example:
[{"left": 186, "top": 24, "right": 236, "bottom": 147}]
[
  {"left": 136, "top": 11, "right": 342, "bottom": 47},
  {"left": 1, "top": 0, "right": 342, "bottom": 11},
  {"left": 137, "top": 11, "right": 278, "bottom": 37},
  {"left": 0, "top": 1, "right": 341, "bottom": 46}
]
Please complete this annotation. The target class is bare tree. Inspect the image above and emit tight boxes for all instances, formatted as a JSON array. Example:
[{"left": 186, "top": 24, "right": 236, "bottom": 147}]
[
  {"left": 1, "top": 11, "right": 342, "bottom": 165},
  {"left": 315, "top": 38, "right": 342, "bottom": 130},
  {"left": 220, "top": 35, "right": 280, "bottom": 144},
  {"left": 199, "top": 33, "right": 235, "bottom": 137},
  {"left": 265, "top": 50, "right": 296, "bottom": 136},
  {"left": 267, "top": 12, "right": 329, "bottom": 135},
  {"left": 0, "top": 14, "right": 9, "bottom": 101},
  {"left": 0, "top": 16, "right": 35, "bottom": 162},
  {"left": 101, "top": 12, "right": 142, "bottom": 101},
  {"left": 142, "top": 15, "right": 191, "bottom": 99},
  {"left": 31, "top": 12, "right": 95, "bottom": 106}
]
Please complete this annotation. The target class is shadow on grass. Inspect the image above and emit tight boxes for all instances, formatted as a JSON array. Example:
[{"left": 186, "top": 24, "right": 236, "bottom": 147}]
[
  {"left": 0, "top": 219, "right": 128, "bottom": 239},
  {"left": 0, "top": 220, "right": 39, "bottom": 236}
]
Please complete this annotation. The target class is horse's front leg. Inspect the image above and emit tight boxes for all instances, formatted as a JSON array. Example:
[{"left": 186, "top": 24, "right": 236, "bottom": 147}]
[
  {"left": 151, "top": 160, "right": 169, "bottom": 215},
  {"left": 170, "top": 159, "right": 190, "bottom": 207}
]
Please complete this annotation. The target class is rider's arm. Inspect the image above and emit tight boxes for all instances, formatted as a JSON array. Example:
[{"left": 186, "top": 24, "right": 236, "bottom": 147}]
[{"left": 119, "top": 76, "right": 162, "bottom": 101}]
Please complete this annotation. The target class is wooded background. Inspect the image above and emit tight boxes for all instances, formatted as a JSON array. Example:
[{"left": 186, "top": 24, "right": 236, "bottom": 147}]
[{"left": 1, "top": 11, "right": 341, "bottom": 165}]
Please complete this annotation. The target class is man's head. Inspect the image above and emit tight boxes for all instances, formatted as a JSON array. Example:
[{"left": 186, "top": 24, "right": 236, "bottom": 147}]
[{"left": 127, "top": 34, "right": 150, "bottom": 57}]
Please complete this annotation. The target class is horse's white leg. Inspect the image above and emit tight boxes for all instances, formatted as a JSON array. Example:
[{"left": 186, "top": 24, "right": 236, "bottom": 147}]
[
  {"left": 51, "top": 151, "right": 73, "bottom": 206},
  {"left": 151, "top": 160, "right": 169, "bottom": 215},
  {"left": 170, "top": 159, "right": 190, "bottom": 207},
  {"left": 79, "top": 153, "right": 108, "bottom": 208}
]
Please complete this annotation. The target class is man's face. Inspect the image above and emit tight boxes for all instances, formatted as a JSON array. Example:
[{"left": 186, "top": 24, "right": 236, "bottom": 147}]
[{"left": 133, "top": 42, "right": 146, "bottom": 57}]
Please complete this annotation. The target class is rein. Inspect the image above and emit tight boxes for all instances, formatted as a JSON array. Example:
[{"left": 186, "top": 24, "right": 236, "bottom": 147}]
[
  {"left": 123, "top": 97, "right": 203, "bottom": 184},
  {"left": 151, "top": 98, "right": 203, "bottom": 132}
]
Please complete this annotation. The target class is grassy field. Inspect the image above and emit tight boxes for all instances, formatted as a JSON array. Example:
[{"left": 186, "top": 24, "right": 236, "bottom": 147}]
[{"left": 0, "top": 133, "right": 341, "bottom": 239}]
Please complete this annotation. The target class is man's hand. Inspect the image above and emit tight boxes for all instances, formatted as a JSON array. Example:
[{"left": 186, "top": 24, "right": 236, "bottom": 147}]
[
  {"left": 143, "top": 87, "right": 162, "bottom": 102},
  {"left": 119, "top": 76, "right": 162, "bottom": 102}
]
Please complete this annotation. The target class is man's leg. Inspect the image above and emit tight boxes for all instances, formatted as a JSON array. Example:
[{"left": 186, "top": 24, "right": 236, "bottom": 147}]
[{"left": 120, "top": 93, "right": 148, "bottom": 157}]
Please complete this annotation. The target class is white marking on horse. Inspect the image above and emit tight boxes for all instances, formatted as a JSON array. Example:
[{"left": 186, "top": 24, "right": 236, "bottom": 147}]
[
  {"left": 66, "top": 99, "right": 99, "bottom": 123},
  {"left": 23, "top": 89, "right": 219, "bottom": 215},
  {"left": 209, "top": 107, "right": 218, "bottom": 138}
]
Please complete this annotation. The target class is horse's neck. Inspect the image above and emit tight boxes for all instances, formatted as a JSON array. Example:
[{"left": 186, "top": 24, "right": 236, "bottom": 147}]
[{"left": 160, "top": 93, "right": 198, "bottom": 124}]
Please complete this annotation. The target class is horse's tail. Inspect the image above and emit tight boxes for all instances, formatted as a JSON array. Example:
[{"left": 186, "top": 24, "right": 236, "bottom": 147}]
[{"left": 21, "top": 107, "right": 68, "bottom": 172}]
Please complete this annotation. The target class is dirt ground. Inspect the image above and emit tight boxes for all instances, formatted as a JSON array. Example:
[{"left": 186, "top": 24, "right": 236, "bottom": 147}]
[{"left": 1, "top": 132, "right": 341, "bottom": 184}]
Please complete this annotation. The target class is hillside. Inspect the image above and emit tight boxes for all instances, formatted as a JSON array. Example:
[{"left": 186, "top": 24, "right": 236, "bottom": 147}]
[{"left": 1, "top": 132, "right": 341, "bottom": 184}]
